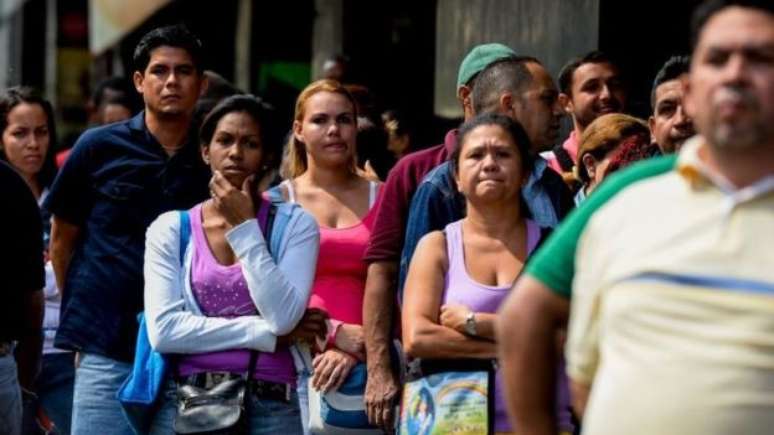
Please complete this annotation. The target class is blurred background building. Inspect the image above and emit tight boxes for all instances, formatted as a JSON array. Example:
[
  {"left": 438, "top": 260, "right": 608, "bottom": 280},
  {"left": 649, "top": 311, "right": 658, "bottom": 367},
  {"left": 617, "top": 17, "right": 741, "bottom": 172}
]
[{"left": 0, "top": 0, "right": 702, "bottom": 153}]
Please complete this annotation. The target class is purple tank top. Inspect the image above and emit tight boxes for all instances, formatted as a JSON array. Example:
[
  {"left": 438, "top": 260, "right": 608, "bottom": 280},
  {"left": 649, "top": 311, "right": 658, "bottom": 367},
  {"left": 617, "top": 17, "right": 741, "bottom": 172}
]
[
  {"left": 441, "top": 219, "right": 573, "bottom": 433},
  {"left": 177, "top": 202, "right": 295, "bottom": 385}
]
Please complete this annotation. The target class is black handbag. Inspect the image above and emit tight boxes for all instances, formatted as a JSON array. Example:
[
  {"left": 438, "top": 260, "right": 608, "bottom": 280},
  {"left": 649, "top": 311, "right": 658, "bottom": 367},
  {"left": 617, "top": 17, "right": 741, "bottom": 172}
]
[{"left": 173, "top": 351, "right": 259, "bottom": 435}]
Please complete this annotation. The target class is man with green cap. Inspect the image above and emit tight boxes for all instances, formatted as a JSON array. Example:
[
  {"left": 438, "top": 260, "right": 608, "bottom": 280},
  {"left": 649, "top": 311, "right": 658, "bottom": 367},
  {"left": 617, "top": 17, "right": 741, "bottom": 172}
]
[{"left": 361, "top": 43, "right": 517, "bottom": 431}]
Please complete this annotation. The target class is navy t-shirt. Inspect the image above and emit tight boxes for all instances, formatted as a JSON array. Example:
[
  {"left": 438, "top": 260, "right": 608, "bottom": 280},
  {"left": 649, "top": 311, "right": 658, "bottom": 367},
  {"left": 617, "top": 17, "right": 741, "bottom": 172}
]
[{"left": 44, "top": 112, "right": 209, "bottom": 362}]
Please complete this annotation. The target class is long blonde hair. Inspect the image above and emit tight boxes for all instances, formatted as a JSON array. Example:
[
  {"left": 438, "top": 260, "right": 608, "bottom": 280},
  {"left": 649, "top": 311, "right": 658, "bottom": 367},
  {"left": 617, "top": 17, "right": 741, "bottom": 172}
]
[{"left": 281, "top": 79, "right": 359, "bottom": 179}]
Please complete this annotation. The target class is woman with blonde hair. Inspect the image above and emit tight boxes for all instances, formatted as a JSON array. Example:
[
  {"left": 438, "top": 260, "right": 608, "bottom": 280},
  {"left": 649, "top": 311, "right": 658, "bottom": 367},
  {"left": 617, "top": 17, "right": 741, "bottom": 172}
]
[
  {"left": 574, "top": 113, "right": 652, "bottom": 204},
  {"left": 270, "top": 79, "right": 382, "bottom": 432}
]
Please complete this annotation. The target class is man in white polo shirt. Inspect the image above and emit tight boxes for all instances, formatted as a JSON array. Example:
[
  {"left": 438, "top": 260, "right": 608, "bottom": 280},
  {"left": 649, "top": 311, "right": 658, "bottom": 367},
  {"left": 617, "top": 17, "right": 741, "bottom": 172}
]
[{"left": 498, "top": 1, "right": 774, "bottom": 434}]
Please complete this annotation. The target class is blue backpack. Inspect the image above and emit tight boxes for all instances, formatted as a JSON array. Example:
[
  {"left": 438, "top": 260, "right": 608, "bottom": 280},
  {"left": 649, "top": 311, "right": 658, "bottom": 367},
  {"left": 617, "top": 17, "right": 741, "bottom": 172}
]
[{"left": 117, "top": 200, "right": 294, "bottom": 434}]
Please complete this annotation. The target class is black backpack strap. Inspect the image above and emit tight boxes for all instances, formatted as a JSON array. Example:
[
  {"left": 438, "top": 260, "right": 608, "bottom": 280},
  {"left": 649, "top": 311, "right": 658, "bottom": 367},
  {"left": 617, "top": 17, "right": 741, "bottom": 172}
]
[{"left": 552, "top": 144, "right": 575, "bottom": 172}]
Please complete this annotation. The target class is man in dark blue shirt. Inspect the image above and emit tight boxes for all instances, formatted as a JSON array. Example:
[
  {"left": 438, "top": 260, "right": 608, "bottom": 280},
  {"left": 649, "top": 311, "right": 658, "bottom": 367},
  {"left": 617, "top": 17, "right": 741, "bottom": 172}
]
[{"left": 45, "top": 25, "right": 209, "bottom": 434}]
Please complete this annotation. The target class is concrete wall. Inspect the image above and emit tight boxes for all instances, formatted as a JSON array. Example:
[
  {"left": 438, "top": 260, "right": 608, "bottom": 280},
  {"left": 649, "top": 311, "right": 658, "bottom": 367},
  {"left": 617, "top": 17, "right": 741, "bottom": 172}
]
[
  {"left": 435, "top": 0, "right": 599, "bottom": 118},
  {"left": 311, "top": 0, "right": 343, "bottom": 80}
]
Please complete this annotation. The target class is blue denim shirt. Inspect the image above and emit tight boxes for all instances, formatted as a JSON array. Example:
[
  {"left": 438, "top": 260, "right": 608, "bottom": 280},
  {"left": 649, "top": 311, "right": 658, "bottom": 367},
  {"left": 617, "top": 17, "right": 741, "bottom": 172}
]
[
  {"left": 398, "top": 158, "right": 573, "bottom": 301},
  {"left": 44, "top": 112, "right": 210, "bottom": 361}
]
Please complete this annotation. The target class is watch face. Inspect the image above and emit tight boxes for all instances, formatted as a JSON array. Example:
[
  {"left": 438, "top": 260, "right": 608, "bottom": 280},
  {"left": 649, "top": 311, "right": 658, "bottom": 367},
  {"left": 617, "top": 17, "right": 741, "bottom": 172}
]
[{"left": 465, "top": 313, "right": 476, "bottom": 335}]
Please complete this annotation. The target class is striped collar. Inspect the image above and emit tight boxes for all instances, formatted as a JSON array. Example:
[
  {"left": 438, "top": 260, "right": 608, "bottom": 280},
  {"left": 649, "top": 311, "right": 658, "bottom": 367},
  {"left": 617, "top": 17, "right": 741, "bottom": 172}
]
[{"left": 677, "top": 136, "right": 774, "bottom": 206}]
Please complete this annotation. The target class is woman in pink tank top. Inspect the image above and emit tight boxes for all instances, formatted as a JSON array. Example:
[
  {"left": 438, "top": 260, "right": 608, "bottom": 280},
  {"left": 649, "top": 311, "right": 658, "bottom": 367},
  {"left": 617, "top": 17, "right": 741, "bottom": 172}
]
[
  {"left": 270, "top": 79, "right": 381, "bottom": 432},
  {"left": 402, "top": 114, "right": 574, "bottom": 434}
]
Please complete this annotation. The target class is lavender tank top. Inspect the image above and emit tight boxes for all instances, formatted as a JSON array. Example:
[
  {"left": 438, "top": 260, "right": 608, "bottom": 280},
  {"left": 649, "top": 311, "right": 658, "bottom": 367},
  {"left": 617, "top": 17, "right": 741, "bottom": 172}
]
[
  {"left": 441, "top": 219, "right": 573, "bottom": 433},
  {"left": 177, "top": 202, "right": 295, "bottom": 384}
]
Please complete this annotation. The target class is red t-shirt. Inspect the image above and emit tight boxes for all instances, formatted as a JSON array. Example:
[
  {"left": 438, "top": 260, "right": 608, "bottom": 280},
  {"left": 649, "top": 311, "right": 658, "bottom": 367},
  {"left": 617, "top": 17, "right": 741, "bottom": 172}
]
[{"left": 363, "top": 129, "right": 458, "bottom": 263}]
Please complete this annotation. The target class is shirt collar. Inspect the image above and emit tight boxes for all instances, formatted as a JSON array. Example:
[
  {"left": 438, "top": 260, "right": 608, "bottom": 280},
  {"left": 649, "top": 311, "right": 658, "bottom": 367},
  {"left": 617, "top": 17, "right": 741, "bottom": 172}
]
[
  {"left": 128, "top": 110, "right": 198, "bottom": 157},
  {"left": 677, "top": 135, "right": 774, "bottom": 204},
  {"left": 444, "top": 129, "right": 459, "bottom": 154},
  {"left": 128, "top": 111, "right": 146, "bottom": 133},
  {"left": 563, "top": 130, "right": 580, "bottom": 161}
]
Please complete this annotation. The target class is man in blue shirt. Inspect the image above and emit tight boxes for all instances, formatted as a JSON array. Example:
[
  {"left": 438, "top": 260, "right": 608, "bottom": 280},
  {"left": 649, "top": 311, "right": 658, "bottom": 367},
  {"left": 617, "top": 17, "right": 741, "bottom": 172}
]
[
  {"left": 45, "top": 25, "right": 210, "bottom": 434},
  {"left": 398, "top": 56, "right": 573, "bottom": 298}
]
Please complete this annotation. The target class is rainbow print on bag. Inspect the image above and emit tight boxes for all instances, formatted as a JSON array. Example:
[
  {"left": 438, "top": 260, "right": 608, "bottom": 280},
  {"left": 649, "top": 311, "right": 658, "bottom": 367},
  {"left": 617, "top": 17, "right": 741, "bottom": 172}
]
[{"left": 398, "top": 371, "right": 489, "bottom": 435}]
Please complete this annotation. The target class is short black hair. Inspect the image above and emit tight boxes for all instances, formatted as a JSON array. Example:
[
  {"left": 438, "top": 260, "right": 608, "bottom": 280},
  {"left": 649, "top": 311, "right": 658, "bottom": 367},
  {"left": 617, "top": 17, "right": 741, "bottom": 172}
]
[
  {"left": 651, "top": 55, "right": 691, "bottom": 109},
  {"left": 0, "top": 86, "right": 57, "bottom": 188},
  {"left": 691, "top": 0, "right": 774, "bottom": 49},
  {"left": 92, "top": 76, "right": 141, "bottom": 113},
  {"left": 133, "top": 25, "right": 204, "bottom": 73},
  {"left": 558, "top": 50, "right": 619, "bottom": 96},
  {"left": 471, "top": 56, "right": 540, "bottom": 114},
  {"left": 199, "top": 94, "right": 282, "bottom": 160},
  {"left": 451, "top": 113, "right": 534, "bottom": 177}
]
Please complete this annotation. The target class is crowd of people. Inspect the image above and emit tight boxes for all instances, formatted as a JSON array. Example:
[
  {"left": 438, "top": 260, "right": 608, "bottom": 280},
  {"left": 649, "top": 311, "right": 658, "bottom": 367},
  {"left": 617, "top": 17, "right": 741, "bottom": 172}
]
[{"left": 1, "top": 0, "right": 772, "bottom": 434}]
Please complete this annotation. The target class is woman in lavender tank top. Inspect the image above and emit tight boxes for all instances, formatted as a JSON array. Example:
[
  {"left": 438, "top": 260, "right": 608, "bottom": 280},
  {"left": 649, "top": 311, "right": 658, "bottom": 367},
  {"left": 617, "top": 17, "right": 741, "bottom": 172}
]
[
  {"left": 402, "top": 114, "right": 574, "bottom": 434},
  {"left": 143, "top": 96, "right": 324, "bottom": 434}
]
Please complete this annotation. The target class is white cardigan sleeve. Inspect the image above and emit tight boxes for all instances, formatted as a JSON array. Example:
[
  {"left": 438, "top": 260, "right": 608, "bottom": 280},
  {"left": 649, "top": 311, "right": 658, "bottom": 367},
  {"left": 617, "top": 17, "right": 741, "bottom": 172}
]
[
  {"left": 143, "top": 209, "right": 318, "bottom": 354},
  {"left": 226, "top": 208, "right": 319, "bottom": 335}
]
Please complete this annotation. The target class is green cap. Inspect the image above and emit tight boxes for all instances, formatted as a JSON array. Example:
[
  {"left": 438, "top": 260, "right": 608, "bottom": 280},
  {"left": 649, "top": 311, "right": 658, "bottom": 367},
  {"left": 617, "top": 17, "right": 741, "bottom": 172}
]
[{"left": 457, "top": 43, "right": 517, "bottom": 89}]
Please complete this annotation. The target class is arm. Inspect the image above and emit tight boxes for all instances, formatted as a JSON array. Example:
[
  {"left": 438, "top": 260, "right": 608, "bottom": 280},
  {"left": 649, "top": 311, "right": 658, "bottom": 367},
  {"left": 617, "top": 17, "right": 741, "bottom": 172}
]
[
  {"left": 570, "top": 380, "right": 591, "bottom": 417},
  {"left": 331, "top": 322, "right": 365, "bottom": 361},
  {"left": 16, "top": 290, "right": 44, "bottom": 390},
  {"left": 496, "top": 276, "right": 569, "bottom": 435},
  {"left": 144, "top": 212, "right": 280, "bottom": 354},
  {"left": 439, "top": 306, "right": 498, "bottom": 341},
  {"left": 362, "top": 260, "right": 400, "bottom": 429},
  {"left": 227, "top": 210, "right": 319, "bottom": 335},
  {"left": 9, "top": 171, "right": 45, "bottom": 390},
  {"left": 48, "top": 216, "right": 81, "bottom": 293},
  {"left": 399, "top": 178, "right": 444, "bottom": 294},
  {"left": 212, "top": 172, "right": 319, "bottom": 335},
  {"left": 563, "top": 216, "right": 606, "bottom": 421},
  {"left": 402, "top": 232, "right": 496, "bottom": 359},
  {"left": 361, "top": 163, "right": 410, "bottom": 430},
  {"left": 44, "top": 138, "right": 95, "bottom": 294}
]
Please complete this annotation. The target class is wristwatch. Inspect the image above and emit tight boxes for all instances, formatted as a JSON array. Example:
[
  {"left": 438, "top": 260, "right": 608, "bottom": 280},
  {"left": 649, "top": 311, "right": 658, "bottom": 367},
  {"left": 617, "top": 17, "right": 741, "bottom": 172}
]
[{"left": 464, "top": 311, "right": 477, "bottom": 336}]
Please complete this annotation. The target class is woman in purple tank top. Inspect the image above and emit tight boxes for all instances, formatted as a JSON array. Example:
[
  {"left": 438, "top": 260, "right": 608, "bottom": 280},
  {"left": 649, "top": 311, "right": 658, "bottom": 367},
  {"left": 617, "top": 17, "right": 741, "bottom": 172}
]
[
  {"left": 402, "top": 114, "right": 574, "bottom": 434},
  {"left": 143, "top": 96, "right": 325, "bottom": 434}
]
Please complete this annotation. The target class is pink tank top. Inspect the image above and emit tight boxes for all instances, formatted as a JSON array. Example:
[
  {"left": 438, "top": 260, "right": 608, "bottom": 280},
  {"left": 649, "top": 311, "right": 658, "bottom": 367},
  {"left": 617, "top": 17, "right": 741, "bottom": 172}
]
[{"left": 284, "top": 180, "right": 380, "bottom": 325}]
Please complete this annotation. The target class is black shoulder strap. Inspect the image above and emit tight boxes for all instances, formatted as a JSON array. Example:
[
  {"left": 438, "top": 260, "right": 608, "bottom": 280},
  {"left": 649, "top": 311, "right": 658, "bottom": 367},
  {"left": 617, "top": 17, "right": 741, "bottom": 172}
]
[{"left": 552, "top": 144, "right": 575, "bottom": 172}]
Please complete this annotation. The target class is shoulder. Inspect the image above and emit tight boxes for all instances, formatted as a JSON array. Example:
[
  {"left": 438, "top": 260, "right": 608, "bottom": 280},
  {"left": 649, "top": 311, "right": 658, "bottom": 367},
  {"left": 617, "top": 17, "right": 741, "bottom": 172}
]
[
  {"left": 0, "top": 161, "right": 29, "bottom": 192},
  {"left": 386, "top": 144, "right": 446, "bottom": 181},
  {"left": 280, "top": 202, "right": 319, "bottom": 238},
  {"left": 587, "top": 164, "right": 681, "bottom": 230},
  {"left": 396, "top": 144, "right": 446, "bottom": 169},
  {"left": 421, "top": 161, "right": 453, "bottom": 186},
  {"left": 66, "top": 120, "right": 134, "bottom": 165},
  {"left": 572, "top": 154, "right": 677, "bottom": 223},
  {"left": 75, "top": 120, "right": 132, "bottom": 148},
  {"left": 524, "top": 156, "right": 676, "bottom": 297},
  {"left": 414, "top": 230, "right": 447, "bottom": 260},
  {"left": 146, "top": 210, "right": 183, "bottom": 244},
  {"left": 265, "top": 183, "right": 288, "bottom": 203},
  {"left": 1, "top": 162, "right": 38, "bottom": 218}
]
